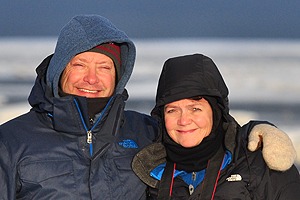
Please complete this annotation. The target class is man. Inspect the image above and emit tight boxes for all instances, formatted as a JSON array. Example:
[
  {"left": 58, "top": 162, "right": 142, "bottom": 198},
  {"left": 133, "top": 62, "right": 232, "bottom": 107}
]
[
  {"left": 0, "top": 15, "right": 157, "bottom": 199},
  {"left": 0, "top": 15, "right": 296, "bottom": 199}
]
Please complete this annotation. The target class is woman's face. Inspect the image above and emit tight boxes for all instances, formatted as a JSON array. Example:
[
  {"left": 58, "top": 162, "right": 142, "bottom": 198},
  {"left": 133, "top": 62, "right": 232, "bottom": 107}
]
[{"left": 164, "top": 98, "right": 213, "bottom": 148}]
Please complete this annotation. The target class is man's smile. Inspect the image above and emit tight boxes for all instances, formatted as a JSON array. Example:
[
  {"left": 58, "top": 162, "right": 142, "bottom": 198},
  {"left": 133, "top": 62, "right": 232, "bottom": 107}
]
[{"left": 78, "top": 88, "right": 99, "bottom": 93}]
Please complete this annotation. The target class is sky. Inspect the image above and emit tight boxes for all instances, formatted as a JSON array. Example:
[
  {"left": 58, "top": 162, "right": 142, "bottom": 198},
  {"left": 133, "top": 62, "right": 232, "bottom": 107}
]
[{"left": 1, "top": 0, "right": 300, "bottom": 39}]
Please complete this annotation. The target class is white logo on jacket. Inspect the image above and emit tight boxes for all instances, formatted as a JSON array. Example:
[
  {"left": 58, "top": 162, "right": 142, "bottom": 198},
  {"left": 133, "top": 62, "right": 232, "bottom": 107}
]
[{"left": 226, "top": 174, "right": 242, "bottom": 182}]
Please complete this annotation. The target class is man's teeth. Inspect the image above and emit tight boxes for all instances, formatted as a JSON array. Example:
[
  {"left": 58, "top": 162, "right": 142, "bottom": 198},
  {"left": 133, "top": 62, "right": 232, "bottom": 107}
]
[{"left": 79, "top": 89, "right": 97, "bottom": 93}]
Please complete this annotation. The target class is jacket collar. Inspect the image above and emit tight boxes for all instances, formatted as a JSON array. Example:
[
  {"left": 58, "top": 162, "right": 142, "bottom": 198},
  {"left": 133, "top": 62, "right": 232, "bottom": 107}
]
[
  {"left": 132, "top": 120, "right": 240, "bottom": 188},
  {"left": 28, "top": 55, "right": 128, "bottom": 138}
]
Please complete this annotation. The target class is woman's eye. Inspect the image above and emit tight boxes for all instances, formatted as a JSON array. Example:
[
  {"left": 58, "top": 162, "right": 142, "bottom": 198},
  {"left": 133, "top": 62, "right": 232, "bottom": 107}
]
[
  {"left": 165, "top": 109, "right": 175, "bottom": 114},
  {"left": 193, "top": 107, "right": 201, "bottom": 111}
]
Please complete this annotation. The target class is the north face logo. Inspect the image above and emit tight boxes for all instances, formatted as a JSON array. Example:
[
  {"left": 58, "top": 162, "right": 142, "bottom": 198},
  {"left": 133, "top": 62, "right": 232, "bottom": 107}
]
[{"left": 118, "top": 139, "right": 139, "bottom": 148}]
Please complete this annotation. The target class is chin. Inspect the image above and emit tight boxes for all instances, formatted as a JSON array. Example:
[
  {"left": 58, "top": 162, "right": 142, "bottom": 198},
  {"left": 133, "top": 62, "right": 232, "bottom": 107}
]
[
  {"left": 84, "top": 94, "right": 101, "bottom": 98},
  {"left": 180, "top": 142, "right": 199, "bottom": 148}
]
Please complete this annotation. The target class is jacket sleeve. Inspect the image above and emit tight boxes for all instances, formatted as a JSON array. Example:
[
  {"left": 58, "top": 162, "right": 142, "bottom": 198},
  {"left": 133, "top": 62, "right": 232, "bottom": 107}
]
[
  {"left": 0, "top": 139, "right": 16, "bottom": 199},
  {"left": 270, "top": 165, "right": 300, "bottom": 200},
  {"left": 244, "top": 120, "right": 297, "bottom": 171}
]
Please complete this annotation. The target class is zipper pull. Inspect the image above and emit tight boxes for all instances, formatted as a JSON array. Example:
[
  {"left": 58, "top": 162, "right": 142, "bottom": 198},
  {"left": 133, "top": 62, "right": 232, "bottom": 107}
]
[
  {"left": 192, "top": 172, "right": 196, "bottom": 181},
  {"left": 189, "top": 172, "right": 197, "bottom": 195},
  {"left": 189, "top": 184, "right": 194, "bottom": 195},
  {"left": 87, "top": 130, "right": 92, "bottom": 144},
  {"left": 87, "top": 130, "right": 93, "bottom": 156}
]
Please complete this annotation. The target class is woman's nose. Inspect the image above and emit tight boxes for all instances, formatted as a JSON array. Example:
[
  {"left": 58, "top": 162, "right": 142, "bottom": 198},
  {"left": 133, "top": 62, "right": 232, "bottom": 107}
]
[{"left": 177, "top": 111, "right": 192, "bottom": 126}]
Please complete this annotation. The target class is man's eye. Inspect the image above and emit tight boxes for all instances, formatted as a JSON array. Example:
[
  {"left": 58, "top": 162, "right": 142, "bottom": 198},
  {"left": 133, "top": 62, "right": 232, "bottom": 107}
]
[
  {"left": 73, "top": 63, "right": 84, "bottom": 67},
  {"left": 98, "top": 65, "right": 112, "bottom": 70}
]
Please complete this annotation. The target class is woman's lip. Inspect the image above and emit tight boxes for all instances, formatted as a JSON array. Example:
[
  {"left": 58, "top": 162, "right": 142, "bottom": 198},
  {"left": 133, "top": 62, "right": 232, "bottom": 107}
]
[{"left": 177, "top": 129, "right": 196, "bottom": 134}]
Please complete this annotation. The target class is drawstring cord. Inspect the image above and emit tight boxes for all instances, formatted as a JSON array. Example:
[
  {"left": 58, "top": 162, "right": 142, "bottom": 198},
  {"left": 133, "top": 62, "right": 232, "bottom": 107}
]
[{"left": 241, "top": 138, "right": 252, "bottom": 188}]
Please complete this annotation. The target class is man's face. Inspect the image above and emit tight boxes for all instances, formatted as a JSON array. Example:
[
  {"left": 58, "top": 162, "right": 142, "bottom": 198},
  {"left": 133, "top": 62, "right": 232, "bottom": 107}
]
[{"left": 60, "top": 52, "right": 116, "bottom": 98}]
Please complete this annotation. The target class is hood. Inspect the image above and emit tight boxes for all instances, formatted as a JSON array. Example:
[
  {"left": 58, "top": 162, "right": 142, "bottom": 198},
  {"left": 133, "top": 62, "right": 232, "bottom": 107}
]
[
  {"left": 151, "top": 53, "right": 230, "bottom": 120},
  {"left": 46, "top": 15, "right": 136, "bottom": 97}
]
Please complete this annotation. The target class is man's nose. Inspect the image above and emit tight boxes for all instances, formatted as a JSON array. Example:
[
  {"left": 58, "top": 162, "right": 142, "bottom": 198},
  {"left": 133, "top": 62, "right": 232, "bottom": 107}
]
[{"left": 83, "top": 67, "right": 99, "bottom": 84}]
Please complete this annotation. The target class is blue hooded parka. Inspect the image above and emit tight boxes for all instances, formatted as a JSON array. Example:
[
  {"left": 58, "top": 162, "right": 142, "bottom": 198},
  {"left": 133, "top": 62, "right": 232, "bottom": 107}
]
[{"left": 0, "top": 15, "right": 158, "bottom": 199}]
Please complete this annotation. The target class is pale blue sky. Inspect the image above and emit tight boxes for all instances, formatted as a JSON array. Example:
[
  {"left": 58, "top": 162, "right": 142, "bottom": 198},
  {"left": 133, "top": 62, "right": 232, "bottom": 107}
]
[{"left": 1, "top": 0, "right": 300, "bottom": 38}]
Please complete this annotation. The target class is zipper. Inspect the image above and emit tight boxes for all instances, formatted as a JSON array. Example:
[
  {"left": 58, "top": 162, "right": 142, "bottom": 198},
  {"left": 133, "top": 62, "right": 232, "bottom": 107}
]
[
  {"left": 192, "top": 172, "right": 197, "bottom": 180},
  {"left": 73, "top": 97, "right": 114, "bottom": 157},
  {"left": 87, "top": 130, "right": 93, "bottom": 156},
  {"left": 189, "top": 172, "right": 197, "bottom": 195}
]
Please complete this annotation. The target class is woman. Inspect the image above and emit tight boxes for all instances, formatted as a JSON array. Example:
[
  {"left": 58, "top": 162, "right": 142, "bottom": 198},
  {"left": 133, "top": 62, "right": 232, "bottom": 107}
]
[{"left": 132, "top": 54, "right": 300, "bottom": 199}]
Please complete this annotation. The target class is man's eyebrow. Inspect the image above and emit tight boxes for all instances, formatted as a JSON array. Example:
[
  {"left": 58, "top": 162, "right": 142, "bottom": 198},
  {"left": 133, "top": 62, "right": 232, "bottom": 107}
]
[
  {"left": 71, "top": 57, "right": 87, "bottom": 62},
  {"left": 72, "top": 58, "right": 112, "bottom": 64}
]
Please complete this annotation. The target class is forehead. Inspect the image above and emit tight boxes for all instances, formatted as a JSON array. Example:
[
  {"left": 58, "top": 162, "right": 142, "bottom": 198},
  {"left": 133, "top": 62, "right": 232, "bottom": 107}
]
[
  {"left": 71, "top": 51, "right": 113, "bottom": 62},
  {"left": 165, "top": 98, "right": 209, "bottom": 107}
]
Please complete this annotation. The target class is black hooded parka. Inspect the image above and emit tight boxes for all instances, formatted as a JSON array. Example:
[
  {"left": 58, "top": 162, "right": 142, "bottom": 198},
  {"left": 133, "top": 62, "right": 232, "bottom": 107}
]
[{"left": 132, "top": 54, "right": 300, "bottom": 200}]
